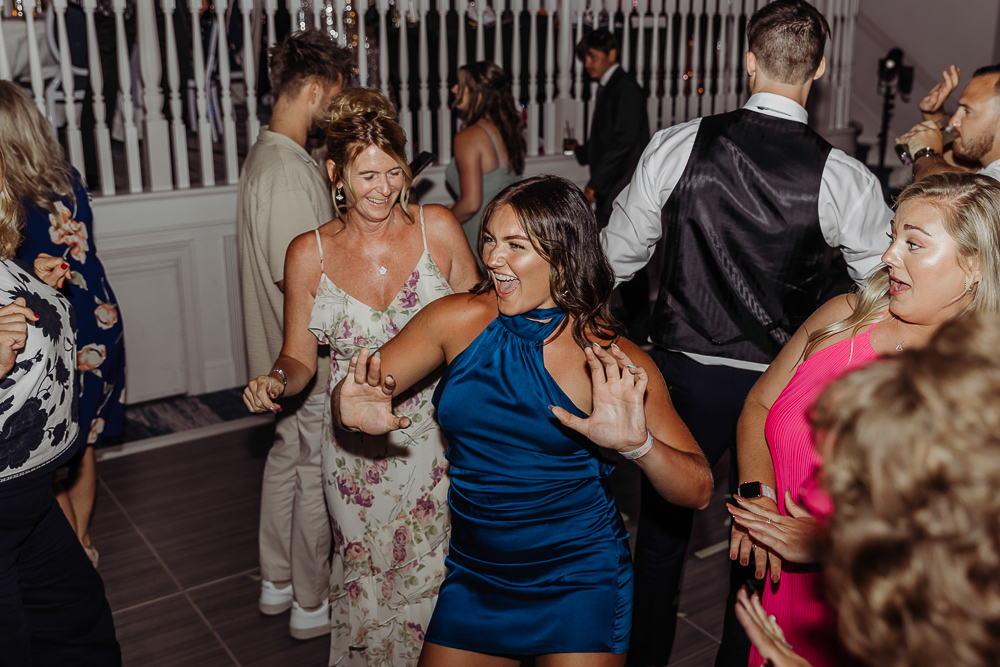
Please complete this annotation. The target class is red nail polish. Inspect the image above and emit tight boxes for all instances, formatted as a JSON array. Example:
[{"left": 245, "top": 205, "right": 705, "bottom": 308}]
[{"left": 60, "top": 263, "right": 68, "bottom": 270}]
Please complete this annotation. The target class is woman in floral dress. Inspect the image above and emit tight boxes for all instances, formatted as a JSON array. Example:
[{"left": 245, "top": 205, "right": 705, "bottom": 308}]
[
  {"left": 0, "top": 82, "right": 125, "bottom": 567},
  {"left": 244, "top": 88, "right": 479, "bottom": 666}
]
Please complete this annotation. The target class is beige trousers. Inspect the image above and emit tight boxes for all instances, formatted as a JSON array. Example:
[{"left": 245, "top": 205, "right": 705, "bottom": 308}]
[{"left": 258, "top": 391, "right": 331, "bottom": 610}]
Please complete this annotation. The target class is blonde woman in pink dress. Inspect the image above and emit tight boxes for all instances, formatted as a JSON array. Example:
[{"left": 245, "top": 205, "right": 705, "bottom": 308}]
[{"left": 727, "top": 172, "right": 1000, "bottom": 667}]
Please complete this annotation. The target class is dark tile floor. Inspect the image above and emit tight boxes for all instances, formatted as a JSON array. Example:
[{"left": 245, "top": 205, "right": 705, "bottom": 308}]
[{"left": 91, "top": 421, "right": 734, "bottom": 666}]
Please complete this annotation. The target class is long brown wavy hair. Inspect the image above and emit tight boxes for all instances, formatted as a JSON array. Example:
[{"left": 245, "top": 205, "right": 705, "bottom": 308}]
[
  {"left": 0, "top": 80, "right": 75, "bottom": 219},
  {"left": 472, "top": 175, "right": 624, "bottom": 347},
  {"left": 0, "top": 144, "right": 24, "bottom": 260},
  {"left": 453, "top": 61, "right": 525, "bottom": 175}
]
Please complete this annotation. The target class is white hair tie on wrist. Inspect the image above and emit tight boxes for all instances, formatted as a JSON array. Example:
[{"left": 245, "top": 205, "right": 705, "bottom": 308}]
[{"left": 622, "top": 430, "right": 654, "bottom": 461}]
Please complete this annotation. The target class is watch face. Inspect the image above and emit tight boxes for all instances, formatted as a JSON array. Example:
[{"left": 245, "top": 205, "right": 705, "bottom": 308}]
[{"left": 739, "top": 481, "right": 762, "bottom": 499}]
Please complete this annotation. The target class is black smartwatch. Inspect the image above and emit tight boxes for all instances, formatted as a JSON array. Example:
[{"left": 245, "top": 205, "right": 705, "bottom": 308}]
[{"left": 738, "top": 481, "right": 777, "bottom": 503}]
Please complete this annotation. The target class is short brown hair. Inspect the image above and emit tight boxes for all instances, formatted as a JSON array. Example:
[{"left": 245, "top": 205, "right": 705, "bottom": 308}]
[
  {"left": 323, "top": 88, "right": 412, "bottom": 217},
  {"left": 746, "top": 0, "right": 829, "bottom": 85},
  {"left": 268, "top": 29, "right": 354, "bottom": 99},
  {"left": 813, "top": 312, "right": 1000, "bottom": 667}
]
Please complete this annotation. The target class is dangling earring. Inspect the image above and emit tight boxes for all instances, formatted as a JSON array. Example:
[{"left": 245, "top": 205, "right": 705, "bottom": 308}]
[
  {"left": 335, "top": 187, "right": 346, "bottom": 205},
  {"left": 965, "top": 275, "right": 974, "bottom": 293}
]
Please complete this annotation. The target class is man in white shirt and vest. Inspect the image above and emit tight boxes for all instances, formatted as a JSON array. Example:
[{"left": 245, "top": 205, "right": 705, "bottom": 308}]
[
  {"left": 897, "top": 64, "right": 1000, "bottom": 182},
  {"left": 601, "top": 2, "right": 891, "bottom": 665},
  {"left": 237, "top": 29, "right": 352, "bottom": 640}
]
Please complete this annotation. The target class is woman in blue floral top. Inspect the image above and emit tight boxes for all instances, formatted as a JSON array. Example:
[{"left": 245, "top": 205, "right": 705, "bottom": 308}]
[{"left": 0, "top": 82, "right": 126, "bottom": 568}]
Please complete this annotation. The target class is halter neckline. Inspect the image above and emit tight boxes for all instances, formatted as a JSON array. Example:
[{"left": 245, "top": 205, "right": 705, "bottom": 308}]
[{"left": 497, "top": 306, "right": 567, "bottom": 342}]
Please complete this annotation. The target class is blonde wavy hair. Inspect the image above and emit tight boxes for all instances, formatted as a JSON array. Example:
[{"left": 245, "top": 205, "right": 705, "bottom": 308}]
[
  {"left": 804, "top": 172, "right": 1000, "bottom": 357},
  {"left": 0, "top": 81, "right": 75, "bottom": 219},
  {"left": 812, "top": 311, "right": 1000, "bottom": 667},
  {"left": 323, "top": 87, "right": 413, "bottom": 220},
  {"left": 0, "top": 144, "right": 24, "bottom": 259}
]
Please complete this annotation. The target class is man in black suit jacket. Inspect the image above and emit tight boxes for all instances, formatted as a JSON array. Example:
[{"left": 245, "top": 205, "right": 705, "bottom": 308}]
[
  {"left": 574, "top": 28, "right": 651, "bottom": 337},
  {"left": 574, "top": 29, "right": 650, "bottom": 227}
]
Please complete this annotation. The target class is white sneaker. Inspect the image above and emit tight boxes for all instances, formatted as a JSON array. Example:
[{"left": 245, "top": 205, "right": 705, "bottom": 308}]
[
  {"left": 259, "top": 581, "right": 293, "bottom": 615},
  {"left": 289, "top": 599, "right": 330, "bottom": 640}
]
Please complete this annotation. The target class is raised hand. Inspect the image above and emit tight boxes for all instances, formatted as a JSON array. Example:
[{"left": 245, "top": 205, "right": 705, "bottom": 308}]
[
  {"left": 918, "top": 65, "right": 960, "bottom": 119},
  {"left": 896, "top": 119, "right": 945, "bottom": 156},
  {"left": 735, "top": 588, "right": 812, "bottom": 667},
  {"left": 243, "top": 372, "right": 285, "bottom": 414},
  {"left": 550, "top": 343, "right": 648, "bottom": 455},
  {"left": 335, "top": 348, "right": 411, "bottom": 434},
  {"left": 33, "top": 253, "right": 72, "bottom": 289},
  {"left": 729, "top": 494, "right": 782, "bottom": 582},
  {"left": 728, "top": 490, "right": 827, "bottom": 570},
  {"left": 0, "top": 297, "right": 37, "bottom": 378}
]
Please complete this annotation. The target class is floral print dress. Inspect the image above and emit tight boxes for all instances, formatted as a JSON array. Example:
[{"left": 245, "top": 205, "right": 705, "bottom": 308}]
[
  {"left": 15, "top": 170, "right": 125, "bottom": 448},
  {"left": 308, "top": 207, "right": 452, "bottom": 667}
]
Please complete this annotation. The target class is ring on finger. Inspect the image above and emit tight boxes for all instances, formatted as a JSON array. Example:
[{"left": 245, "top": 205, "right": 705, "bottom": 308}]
[{"left": 766, "top": 518, "right": 773, "bottom": 525}]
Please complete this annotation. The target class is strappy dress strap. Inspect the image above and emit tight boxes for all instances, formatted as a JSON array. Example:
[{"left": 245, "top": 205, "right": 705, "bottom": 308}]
[
  {"left": 418, "top": 205, "right": 429, "bottom": 253},
  {"left": 479, "top": 123, "right": 504, "bottom": 162},
  {"left": 313, "top": 229, "right": 325, "bottom": 273}
]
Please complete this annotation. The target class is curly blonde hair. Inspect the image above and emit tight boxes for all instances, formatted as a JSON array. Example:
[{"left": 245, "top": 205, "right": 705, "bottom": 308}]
[
  {"left": 0, "top": 144, "right": 24, "bottom": 260},
  {"left": 812, "top": 311, "right": 1000, "bottom": 667},
  {"left": 0, "top": 81, "right": 75, "bottom": 219},
  {"left": 323, "top": 87, "right": 412, "bottom": 219}
]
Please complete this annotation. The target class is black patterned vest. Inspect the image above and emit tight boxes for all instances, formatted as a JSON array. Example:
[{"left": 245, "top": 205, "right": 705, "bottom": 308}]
[{"left": 650, "top": 108, "right": 852, "bottom": 365}]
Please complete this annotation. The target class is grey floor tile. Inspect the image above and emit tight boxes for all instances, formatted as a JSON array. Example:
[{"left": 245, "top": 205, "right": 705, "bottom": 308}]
[
  {"left": 668, "top": 644, "right": 722, "bottom": 667},
  {"left": 114, "top": 594, "right": 236, "bottom": 667},
  {"left": 89, "top": 487, "right": 180, "bottom": 612},
  {"left": 664, "top": 616, "right": 721, "bottom": 664},
  {"left": 100, "top": 427, "right": 271, "bottom": 588},
  {"left": 188, "top": 573, "right": 330, "bottom": 667}
]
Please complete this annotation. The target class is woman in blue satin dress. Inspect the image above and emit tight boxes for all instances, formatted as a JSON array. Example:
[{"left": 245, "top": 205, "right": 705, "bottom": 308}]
[{"left": 336, "top": 175, "right": 714, "bottom": 666}]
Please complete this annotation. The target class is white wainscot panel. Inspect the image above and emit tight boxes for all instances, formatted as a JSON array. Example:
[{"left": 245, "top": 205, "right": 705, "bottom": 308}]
[{"left": 99, "top": 243, "right": 201, "bottom": 403}]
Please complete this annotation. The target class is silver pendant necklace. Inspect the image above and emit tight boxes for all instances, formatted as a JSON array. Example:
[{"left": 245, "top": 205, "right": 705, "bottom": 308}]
[
  {"left": 895, "top": 318, "right": 905, "bottom": 352},
  {"left": 360, "top": 211, "right": 395, "bottom": 277}
]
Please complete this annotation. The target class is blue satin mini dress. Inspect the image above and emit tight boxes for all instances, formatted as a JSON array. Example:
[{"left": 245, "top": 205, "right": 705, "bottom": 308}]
[{"left": 426, "top": 306, "right": 632, "bottom": 655}]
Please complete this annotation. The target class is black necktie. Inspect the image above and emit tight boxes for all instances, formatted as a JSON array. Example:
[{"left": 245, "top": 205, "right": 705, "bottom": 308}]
[{"left": 595, "top": 83, "right": 604, "bottom": 103}]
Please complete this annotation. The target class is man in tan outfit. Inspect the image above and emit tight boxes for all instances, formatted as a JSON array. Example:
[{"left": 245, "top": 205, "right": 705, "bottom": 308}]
[{"left": 237, "top": 29, "right": 352, "bottom": 640}]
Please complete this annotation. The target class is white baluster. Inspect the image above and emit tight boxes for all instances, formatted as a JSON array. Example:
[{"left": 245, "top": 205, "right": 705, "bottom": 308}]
[
  {"left": 137, "top": 0, "right": 171, "bottom": 190},
  {"left": 690, "top": 0, "right": 705, "bottom": 118},
  {"left": 377, "top": 0, "right": 390, "bottom": 96},
  {"left": 356, "top": 0, "right": 368, "bottom": 85},
  {"left": 493, "top": 0, "right": 504, "bottom": 66},
  {"left": 474, "top": 0, "right": 484, "bottom": 61},
  {"left": 541, "top": 0, "right": 554, "bottom": 155},
  {"left": 188, "top": 0, "right": 214, "bottom": 185},
  {"left": 240, "top": 0, "right": 260, "bottom": 147},
  {"left": 287, "top": 0, "right": 303, "bottom": 34},
  {"left": 720, "top": 0, "right": 737, "bottom": 111},
  {"left": 397, "top": 0, "right": 413, "bottom": 160},
  {"left": 265, "top": 0, "right": 277, "bottom": 47},
  {"left": 24, "top": 1, "right": 45, "bottom": 112},
  {"left": 663, "top": 0, "right": 676, "bottom": 126},
  {"left": 112, "top": 0, "right": 141, "bottom": 191},
  {"left": 160, "top": 0, "right": 190, "bottom": 188},
  {"left": 456, "top": 0, "right": 467, "bottom": 67},
  {"left": 573, "top": 0, "right": 584, "bottom": 145},
  {"left": 0, "top": 3, "right": 11, "bottom": 81},
  {"left": 838, "top": 0, "right": 858, "bottom": 129},
  {"left": 634, "top": 0, "right": 647, "bottom": 123},
  {"left": 710, "top": 0, "right": 724, "bottom": 114},
  {"left": 647, "top": 0, "right": 661, "bottom": 131},
  {"left": 416, "top": 0, "right": 430, "bottom": 153},
  {"left": 510, "top": 0, "right": 522, "bottom": 103},
  {"left": 52, "top": 0, "right": 84, "bottom": 170},
  {"left": 81, "top": 0, "right": 114, "bottom": 193},
  {"left": 621, "top": 0, "right": 631, "bottom": 72},
  {"left": 214, "top": 0, "right": 239, "bottom": 183},
  {"left": 553, "top": 0, "right": 571, "bottom": 147},
  {"left": 331, "top": 0, "right": 346, "bottom": 46},
  {"left": 437, "top": 0, "right": 451, "bottom": 162},
  {"left": 525, "top": 0, "right": 538, "bottom": 156},
  {"left": 313, "top": 0, "right": 322, "bottom": 29}
]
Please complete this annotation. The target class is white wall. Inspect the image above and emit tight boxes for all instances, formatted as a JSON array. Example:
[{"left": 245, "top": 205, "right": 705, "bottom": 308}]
[
  {"left": 851, "top": 0, "right": 1000, "bottom": 185},
  {"left": 92, "top": 155, "right": 588, "bottom": 404}
]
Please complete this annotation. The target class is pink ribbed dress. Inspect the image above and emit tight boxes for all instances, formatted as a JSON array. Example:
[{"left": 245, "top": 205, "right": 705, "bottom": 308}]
[{"left": 748, "top": 322, "right": 883, "bottom": 667}]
